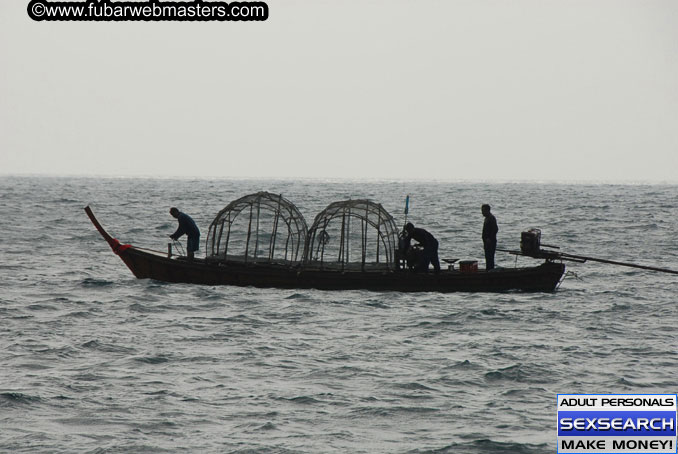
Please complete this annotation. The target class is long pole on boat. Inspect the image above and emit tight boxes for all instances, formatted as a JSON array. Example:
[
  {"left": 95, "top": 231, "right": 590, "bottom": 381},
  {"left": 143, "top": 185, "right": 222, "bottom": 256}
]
[
  {"left": 557, "top": 252, "right": 678, "bottom": 275},
  {"left": 499, "top": 248, "right": 678, "bottom": 275}
]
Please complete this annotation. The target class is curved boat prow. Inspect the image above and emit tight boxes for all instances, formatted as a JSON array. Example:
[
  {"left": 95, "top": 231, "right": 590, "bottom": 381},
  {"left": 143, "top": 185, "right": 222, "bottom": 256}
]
[
  {"left": 84, "top": 205, "right": 146, "bottom": 279},
  {"left": 84, "top": 205, "right": 134, "bottom": 258},
  {"left": 84, "top": 205, "right": 119, "bottom": 250}
]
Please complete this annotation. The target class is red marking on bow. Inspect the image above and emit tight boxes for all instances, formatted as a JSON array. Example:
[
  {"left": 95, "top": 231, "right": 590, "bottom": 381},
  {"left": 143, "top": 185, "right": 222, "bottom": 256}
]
[{"left": 110, "top": 238, "right": 132, "bottom": 255}]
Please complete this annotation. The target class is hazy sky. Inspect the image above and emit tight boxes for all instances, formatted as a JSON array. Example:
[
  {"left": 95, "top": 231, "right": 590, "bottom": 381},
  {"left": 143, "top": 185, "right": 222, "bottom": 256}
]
[{"left": 1, "top": 0, "right": 677, "bottom": 182}]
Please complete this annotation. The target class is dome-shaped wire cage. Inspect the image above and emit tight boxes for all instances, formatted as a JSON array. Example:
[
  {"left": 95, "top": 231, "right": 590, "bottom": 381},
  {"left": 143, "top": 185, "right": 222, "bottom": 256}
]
[
  {"left": 206, "top": 192, "right": 308, "bottom": 264},
  {"left": 304, "top": 199, "right": 398, "bottom": 270}
]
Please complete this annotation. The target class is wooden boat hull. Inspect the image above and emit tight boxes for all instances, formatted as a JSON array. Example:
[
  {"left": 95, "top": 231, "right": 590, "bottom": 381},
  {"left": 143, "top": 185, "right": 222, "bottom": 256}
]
[
  {"left": 86, "top": 207, "right": 565, "bottom": 293},
  {"left": 120, "top": 246, "right": 566, "bottom": 292}
]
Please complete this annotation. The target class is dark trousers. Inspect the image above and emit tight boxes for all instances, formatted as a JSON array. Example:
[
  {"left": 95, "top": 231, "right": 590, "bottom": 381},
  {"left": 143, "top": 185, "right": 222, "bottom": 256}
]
[
  {"left": 187, "top": 235, "right": 200, "bottom": 253},
  {"left": 484, "top": 239, "right": 496, "bottom": 270},
  {"left": 186, "top": 235, "right": 200, "bottom": 259},
  {"left": 419, "top": 240, "right": 441, "bottom": 272}
]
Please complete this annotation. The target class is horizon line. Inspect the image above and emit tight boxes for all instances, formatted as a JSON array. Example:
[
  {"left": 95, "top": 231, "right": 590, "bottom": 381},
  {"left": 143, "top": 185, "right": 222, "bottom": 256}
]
[{"left": 1, "top": 172, "right": 677, "bottom": 186}]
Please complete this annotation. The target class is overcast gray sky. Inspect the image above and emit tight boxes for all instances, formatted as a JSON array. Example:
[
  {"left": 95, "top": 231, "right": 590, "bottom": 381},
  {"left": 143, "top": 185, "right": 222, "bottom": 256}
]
[{"left": 1, "top": 0, "right": 677, "bottom": 182}]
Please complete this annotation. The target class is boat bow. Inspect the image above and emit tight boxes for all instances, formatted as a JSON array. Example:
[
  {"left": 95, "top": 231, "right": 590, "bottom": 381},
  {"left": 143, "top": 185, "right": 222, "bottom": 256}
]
[{"left": 85, "top": 205, "right": 132, "bottom": 255}]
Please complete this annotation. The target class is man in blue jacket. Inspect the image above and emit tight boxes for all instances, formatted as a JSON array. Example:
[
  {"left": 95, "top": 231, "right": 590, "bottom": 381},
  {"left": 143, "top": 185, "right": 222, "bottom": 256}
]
[{"left": 169, "top": 207, "right": 200, "bottom": 259}]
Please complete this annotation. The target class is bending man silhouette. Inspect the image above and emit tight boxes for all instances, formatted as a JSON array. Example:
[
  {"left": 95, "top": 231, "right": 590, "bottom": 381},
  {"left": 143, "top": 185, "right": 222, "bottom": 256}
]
[{"left": 169, "top": 207, "right": 200, "bottom": 260}]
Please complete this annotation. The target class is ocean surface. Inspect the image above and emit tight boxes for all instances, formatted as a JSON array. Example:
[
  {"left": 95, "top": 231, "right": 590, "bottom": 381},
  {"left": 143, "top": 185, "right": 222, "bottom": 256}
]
[{"left": 1, "top": 176, "right": 677, "bottom": 454}]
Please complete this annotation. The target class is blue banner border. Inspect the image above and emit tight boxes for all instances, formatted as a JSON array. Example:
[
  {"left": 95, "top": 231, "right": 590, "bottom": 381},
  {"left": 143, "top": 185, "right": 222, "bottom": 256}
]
[{"left": 556, "top": 393, "right": 678, "bottom": 454}]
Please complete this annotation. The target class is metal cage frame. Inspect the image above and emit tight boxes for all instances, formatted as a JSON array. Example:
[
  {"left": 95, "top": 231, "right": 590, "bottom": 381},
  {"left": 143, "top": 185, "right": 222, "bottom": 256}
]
[
  {"left": 304, "top": 199, "right": 398, "bottom": 271},
  {"left": 206, "top": 192, "right": 308, "bottom": 264}
]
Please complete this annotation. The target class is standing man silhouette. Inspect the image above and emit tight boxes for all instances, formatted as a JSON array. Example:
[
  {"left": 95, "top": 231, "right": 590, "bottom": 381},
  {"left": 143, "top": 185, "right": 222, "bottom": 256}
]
[{"left": 481, "top": 204, "right": 498, "bottom": 270}]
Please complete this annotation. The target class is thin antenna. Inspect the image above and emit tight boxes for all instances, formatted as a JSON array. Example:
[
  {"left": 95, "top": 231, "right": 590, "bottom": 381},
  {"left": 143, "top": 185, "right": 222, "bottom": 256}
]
[{"left": 404, "top": 194, "right": 410, "bottom": 225}]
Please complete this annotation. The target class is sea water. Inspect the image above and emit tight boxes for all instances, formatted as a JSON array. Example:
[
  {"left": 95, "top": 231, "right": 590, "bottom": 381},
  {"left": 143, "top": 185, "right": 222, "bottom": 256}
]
[{"left": 1, "top": 176, "right": 677, "bottom": 454}]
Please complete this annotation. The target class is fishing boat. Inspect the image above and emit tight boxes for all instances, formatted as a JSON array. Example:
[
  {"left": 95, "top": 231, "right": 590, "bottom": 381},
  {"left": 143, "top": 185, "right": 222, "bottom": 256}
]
[{"left": 85, "top": 192, "right": 567, "bottom": 293}]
